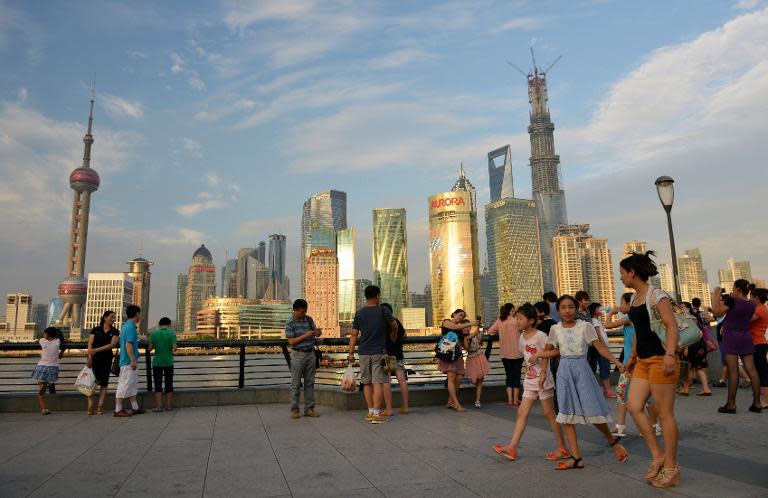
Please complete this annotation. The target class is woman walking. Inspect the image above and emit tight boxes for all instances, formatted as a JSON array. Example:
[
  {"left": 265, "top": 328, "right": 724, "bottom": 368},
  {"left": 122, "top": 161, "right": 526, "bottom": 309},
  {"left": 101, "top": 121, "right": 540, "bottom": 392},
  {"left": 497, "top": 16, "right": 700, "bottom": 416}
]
[
  {"left": 86, "top": 310, "right": 120, "bottom": 415},
  {"left": 487, "top": 303, "right": 522, "bottom": 406},
  {"left": 464, "top": 323, "right": 491, "bottom": 408},
  {"left": 748, "top": 288, "right": 768, "bottom": 408},
  {"left": 620, "top": 251, "right": 681, "bottom": 488},
  {"left": 440, "top": 310, "right": 476, "bottom": 412},
  {"left": 712, "top": 279, "right": 762, "bottom": 413}
]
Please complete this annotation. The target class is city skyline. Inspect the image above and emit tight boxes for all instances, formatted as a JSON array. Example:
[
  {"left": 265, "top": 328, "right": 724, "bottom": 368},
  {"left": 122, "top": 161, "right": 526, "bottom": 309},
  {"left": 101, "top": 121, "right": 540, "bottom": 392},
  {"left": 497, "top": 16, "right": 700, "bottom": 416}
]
[{"left": 2, "top": 2, "right": 768, "bottom": 324}]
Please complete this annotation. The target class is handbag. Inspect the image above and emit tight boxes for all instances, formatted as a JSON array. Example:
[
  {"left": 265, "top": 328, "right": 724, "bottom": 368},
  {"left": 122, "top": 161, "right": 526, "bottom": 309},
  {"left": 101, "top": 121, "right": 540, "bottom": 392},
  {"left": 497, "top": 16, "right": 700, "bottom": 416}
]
[
  {"left": 640, "top": 286, "right": 703, "bottom": 349},
  {"left": 110, "top": 352, "right": 120, "bottom": 376},
  {"left": 380, "top": 355, "right": 398, "bottom": 374},
  {"left": 701, "top": 326, "right": 718, "bottom": 353}
]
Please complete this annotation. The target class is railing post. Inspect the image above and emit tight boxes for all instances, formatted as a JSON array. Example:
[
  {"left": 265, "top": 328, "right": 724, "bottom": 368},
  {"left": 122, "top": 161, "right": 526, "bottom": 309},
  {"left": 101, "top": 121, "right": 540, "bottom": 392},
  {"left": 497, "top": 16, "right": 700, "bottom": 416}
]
[
  {"left": 238, "top": 344, "right": 245, "bottom": 389},
  {"left": 145, "top": 344, "right": 152, "bottom": 392}
]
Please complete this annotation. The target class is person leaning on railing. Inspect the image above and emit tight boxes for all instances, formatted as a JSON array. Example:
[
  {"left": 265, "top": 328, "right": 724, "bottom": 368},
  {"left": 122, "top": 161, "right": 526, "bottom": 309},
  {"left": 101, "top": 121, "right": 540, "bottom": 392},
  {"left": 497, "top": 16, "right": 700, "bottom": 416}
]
[{"left": 285, "top": 299, "right": 322, "bottom": 419}]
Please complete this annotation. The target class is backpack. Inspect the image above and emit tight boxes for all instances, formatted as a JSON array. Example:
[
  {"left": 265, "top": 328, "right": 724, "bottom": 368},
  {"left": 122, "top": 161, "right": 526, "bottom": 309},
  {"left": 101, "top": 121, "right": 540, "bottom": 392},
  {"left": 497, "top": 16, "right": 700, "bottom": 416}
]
[{"left": 435, "top": 331, "right": 461, "bottom": 362}]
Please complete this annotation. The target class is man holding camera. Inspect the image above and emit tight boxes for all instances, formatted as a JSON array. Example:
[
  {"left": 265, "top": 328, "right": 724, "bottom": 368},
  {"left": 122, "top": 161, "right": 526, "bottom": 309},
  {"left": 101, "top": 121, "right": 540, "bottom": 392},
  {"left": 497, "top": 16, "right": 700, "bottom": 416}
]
[
  {"left": 285, "top": 299, "right": 322, "bottom": 419},
  {"left": 348, "top": 285, "right": 398, "bottom": 424}
]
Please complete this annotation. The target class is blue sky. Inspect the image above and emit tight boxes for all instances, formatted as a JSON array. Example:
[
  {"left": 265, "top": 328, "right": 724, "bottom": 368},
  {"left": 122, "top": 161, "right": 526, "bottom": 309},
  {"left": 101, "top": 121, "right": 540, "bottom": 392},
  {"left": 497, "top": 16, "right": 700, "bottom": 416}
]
[{"left": 2, "top": 0, "right": 767, "bottom": 324}]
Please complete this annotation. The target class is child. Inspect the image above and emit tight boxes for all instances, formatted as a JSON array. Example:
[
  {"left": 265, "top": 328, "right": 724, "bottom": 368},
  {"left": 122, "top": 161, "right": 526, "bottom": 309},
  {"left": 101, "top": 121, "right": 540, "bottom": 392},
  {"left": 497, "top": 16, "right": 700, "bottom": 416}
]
[
  {"left": 533, "top": 295, "right": 629, "bottom": 469},
  {"left": 31, "top": 327, "right": 64, "bottom": 415},
  {"left": 465, "top": 322, "right": 491, "bottom": 408},
  {"left": 493, "top": 303, "right": 569, "bottom": 461},
  {"left": 148, "top": 317, "right": 178, "bottom": 412},
  {"left": 605, "top": 293, "right": 661, "bottom": 437},
  {"left": 588, "top": 302, "right": 617, "bottom": 399}
]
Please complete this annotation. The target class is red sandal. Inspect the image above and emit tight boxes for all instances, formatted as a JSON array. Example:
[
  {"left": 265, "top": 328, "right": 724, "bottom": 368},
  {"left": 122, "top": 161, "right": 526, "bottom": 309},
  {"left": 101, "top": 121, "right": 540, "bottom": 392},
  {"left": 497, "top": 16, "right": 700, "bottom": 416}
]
[
  {"left": 546, "top": 447, "right": 571, "bottom": 461},
  {"left": 492, "top": 444, "right": 517, "bottom": 461},
  {"left": 556, "top": 456, "right": 584, "bottom": 470}
]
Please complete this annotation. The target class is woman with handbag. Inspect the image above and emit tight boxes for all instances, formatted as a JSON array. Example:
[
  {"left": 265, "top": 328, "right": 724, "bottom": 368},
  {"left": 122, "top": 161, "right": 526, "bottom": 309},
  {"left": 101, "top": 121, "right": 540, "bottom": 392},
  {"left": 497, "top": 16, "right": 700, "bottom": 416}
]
[
  {"left": 86, "top": 310, "right": 120, "bottom": 415},
  {"left": 712, "top": 279, "right": 762, "bottom": 414},
  {"left": 439, "top": 310, "right": 476, "bottom": 412},
  {"left": 620, "top": 251, "right": 682, "bottom": 488}
]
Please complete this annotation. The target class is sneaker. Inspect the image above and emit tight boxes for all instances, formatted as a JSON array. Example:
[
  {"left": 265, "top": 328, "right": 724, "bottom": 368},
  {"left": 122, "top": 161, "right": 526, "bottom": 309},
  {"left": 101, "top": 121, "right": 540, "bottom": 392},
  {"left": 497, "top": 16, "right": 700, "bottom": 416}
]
[
  {"left": 114, "top": 410, "right": 131, "bottom": 417},
  {"left": 611, "top": 424, "right": 626, "bottom": 437},
  {"left": 654, "top": 423, "right": 662, "bottom": 437},
  {"left": 290, "top": 409, "right": 300, "bottom": 419},
  {"left": 369, "top": 414, "right": 389, "bottom": 424},
  {"left": 304, "top": 408, "right": 318, "bottom": 417},
  {"left": 474, "top": 401, "right": 482, "bottom": 409},
  {"left": 365, "top": 412, "right": 375, "bottom": 422}
]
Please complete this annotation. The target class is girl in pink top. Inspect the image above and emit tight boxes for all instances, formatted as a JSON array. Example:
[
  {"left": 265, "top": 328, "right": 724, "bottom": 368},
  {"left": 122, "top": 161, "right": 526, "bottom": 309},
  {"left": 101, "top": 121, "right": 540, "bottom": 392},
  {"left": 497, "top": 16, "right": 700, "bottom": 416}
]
[
  {"left": 487, "top": 303, "right": 523, "bottom": 405},
  {"left": 493, "top": 303, "right": 568, "bottom": 461}
]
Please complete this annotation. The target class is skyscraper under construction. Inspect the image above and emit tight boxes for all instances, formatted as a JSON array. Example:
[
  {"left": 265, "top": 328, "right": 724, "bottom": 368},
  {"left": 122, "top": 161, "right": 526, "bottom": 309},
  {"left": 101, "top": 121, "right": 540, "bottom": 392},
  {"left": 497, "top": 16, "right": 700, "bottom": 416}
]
[{"left": 523, "top": 56, "right": 568, "bottom": 292}]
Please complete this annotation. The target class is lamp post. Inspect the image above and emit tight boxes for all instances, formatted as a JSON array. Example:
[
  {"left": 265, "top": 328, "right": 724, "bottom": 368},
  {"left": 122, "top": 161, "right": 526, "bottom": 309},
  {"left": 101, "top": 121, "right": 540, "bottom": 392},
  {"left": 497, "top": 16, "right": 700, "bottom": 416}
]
[{"left": 655, "top": 176, "right": 682, "bottom": 302}]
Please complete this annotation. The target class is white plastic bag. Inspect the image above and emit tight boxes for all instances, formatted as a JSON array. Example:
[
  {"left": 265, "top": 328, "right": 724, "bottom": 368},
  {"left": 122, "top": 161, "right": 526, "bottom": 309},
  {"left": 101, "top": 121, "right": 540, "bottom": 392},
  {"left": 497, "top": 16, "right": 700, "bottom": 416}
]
[
  {"left": 75, "top": 366, "right": 96, "bottom": 396},
  {"left": 340, "top": 365, "right": 357, "bottom": 392}
]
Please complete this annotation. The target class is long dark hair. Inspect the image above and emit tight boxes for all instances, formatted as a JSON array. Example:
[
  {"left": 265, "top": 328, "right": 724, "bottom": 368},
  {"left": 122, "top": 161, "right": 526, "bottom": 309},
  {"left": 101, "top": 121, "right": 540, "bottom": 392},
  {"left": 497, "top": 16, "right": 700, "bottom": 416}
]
[
  {"left": 498, "top": 303, "right": 514, "bottom": 321},
  {"left": 98, "top": 310, "right": 116, "bottom": 329},
  {"left": 620, "top": 251, "right": 659, "bottom": 281}
]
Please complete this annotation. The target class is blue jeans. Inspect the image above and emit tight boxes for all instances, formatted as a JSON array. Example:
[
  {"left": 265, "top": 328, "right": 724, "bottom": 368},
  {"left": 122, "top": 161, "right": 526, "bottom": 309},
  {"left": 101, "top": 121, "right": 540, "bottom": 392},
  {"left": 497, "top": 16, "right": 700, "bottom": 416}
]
[{"left": 597, "top": 355, "right": 611, "bottom": 381}]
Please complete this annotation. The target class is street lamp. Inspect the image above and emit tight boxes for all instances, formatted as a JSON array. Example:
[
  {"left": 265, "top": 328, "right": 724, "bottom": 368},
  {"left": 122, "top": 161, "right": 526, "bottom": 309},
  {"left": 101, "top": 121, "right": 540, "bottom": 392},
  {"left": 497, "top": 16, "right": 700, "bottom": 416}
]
[{"left": 655, "top": 176, "right": 682, "bottom": 302}]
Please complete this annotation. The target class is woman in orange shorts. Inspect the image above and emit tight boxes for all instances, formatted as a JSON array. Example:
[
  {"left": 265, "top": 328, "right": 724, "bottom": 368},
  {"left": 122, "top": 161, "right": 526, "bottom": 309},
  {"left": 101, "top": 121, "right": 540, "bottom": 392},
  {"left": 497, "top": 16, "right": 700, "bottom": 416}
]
[{"left": 620, "top": 251, "right": 681, "bottom": 489}]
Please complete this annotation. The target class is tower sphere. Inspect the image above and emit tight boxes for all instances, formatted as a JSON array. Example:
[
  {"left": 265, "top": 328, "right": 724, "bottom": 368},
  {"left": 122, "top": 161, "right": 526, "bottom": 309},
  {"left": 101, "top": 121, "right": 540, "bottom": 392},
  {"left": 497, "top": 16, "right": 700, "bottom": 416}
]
[
  {"left": 69, "top": 167, "right": 100, "bottom": 192},
  {"left": 58, "top": 276, "right": 87, "bottom": 304}
]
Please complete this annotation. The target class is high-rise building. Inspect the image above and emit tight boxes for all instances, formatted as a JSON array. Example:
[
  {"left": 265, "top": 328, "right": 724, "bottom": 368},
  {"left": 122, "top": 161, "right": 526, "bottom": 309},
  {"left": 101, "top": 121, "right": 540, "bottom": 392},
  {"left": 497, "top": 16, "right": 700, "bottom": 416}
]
[
  {"left": 301, "top": 190, "right": 347, "bottom": 295},
  {"left": 265, "top": 234, "right": 290, "bottom": 301},
  {"left": 428, "top": 167, "right": 482, "bottom": 325},
  {"left": 236, "top": 247, "right": 255, "bottom": 298},
  {"left": 176, "top": 274, "right": 188, "bottom": 332},
  {"left": 372, "top": 208, "right": 408, "bottom": 317},
  {"left": 255, "top": 241, "right": 266, "bottom": 265},
  {"left": 184, "top": 245, "right": 216, "bottom": 332},
  {"left": 485, "top": 197, "right": 543, "bottom": 315},
  {"left": 305, "top": 248, "right": 340, "bottom": 337},
  {"left": 622, "top": 241, "right": 648, "bottom": 292},
  {"left": 126, "top": 257, "right": 153, "bottom": 335},
  {"left": 718, "top": 268, "right": 733, "bottom": 294},
  {"left": 719, "top": 257, "right": 752, "bottom": 290},
  {"left": 488, "top": 145, "right": 514, "bottom": 202},
  {"left": 355, "top": 278, "right": 372, "bottom": 310},
  {"left": 678, "top": 249, "right": 711, "bottom": 307},
  {"left": 657, "top": 263, "right": 675, "bottom": 295},
  {"left": 0, "top": 293, "right": 36, "bottom": 341},
  {"left": 401, "top": 307, "right": 426, "bottom": 330},
  {"left": 84, "top": 273, "right": 134, "bottom": 333},
  {"left": 31, "top": 303, "right": 48, "bottom": 336},
  {"left": 246, "top": 256, "right": 270, "bottom": 300},
  {"left": 221, "top": 258, "right": 238, "bottom": 298},
  {"left": 552, "top": 224, "right": 616, "bottom": 307},
  {"left": 47, "top": 298, "right": 63, "bottom": 329},
  {"left": 337, "top": 228, "right": 356, "bottom": 323},
  {"left": 523, "top": 61, "right": 568, "bottom": 293},
  {"left": 408, "top": 285, "right": 433, "bottom": 327},
  {"left": 57, "top": 87, "right": 101, "bottom": 330},
  {"left": 196, "top": 297, "right": 257, "bottom": 339}
]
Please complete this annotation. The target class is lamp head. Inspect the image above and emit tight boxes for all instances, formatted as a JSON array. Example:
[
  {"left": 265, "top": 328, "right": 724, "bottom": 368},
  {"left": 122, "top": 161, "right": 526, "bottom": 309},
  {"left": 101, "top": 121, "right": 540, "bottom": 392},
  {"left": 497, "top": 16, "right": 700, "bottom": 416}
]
[{"left": 655, "top": 175, "right": 675, "bottom": 210}]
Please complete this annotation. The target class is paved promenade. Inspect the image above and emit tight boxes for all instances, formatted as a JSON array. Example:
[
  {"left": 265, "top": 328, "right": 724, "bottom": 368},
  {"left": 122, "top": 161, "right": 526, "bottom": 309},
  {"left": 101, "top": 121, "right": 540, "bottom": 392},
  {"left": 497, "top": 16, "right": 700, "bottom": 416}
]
[{"left": 1, "top": 391, "right": 766, "bottom": 497}]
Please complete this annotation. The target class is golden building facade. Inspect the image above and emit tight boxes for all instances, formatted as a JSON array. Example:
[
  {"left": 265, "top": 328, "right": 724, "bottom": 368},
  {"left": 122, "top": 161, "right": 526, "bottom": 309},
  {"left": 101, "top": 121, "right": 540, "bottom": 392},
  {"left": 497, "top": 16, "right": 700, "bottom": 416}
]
[
  {"left": 305, "top": 248, "right": 340, "bottom": 337},
  {"left": 428, "top": 190, "right": 481, "bottom": 325}
]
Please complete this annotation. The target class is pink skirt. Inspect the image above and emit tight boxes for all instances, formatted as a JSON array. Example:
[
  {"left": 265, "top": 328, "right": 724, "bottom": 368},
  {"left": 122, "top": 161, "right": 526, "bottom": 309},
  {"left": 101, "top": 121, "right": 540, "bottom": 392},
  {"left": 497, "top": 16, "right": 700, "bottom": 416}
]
[
  {"left": 465, "top": 354, "right": 490, "bottom": 383},
  {"left": 438, "top": 356, "right": 465, "bottom": 375}
]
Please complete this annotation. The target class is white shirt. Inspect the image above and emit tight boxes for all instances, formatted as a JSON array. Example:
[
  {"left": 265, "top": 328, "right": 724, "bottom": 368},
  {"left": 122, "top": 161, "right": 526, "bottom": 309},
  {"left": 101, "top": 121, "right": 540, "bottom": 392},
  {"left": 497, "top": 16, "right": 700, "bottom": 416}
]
[
  {"left": 547, "top": 321, "right": 599, "bottom": 356},
  {"left": 591, "top": 318, "right": 610, "bottom": 346},
  {"left": 38, "top": 338, "right": 61, "bottom": 367}
]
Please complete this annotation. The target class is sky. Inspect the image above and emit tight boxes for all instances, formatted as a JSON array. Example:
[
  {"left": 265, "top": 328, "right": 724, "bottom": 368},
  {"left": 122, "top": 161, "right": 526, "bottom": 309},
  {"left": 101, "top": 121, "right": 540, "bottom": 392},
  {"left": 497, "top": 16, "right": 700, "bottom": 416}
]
[{"left": 1, "top": 0, "right": 767, "bottom": 326}]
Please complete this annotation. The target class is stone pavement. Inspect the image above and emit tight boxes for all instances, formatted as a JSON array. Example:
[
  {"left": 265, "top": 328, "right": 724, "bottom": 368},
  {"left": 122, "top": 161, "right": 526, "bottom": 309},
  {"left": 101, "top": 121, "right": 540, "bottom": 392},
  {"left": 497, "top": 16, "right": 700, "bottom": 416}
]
[{"left": 0, "top": 389, "right": 766, "bottom": 497}]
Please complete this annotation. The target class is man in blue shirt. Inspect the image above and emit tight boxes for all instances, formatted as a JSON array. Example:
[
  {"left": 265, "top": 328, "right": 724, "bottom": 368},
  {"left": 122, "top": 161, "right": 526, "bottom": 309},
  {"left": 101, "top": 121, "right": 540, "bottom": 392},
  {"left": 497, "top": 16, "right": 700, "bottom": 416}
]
[
  {"left": 114, "top": 305, "right": 145, "bottom": 417},
  {"left": 348, "top": 285, "right": 397, "bottom": 424},
  {"left": 285, "top": 299, "right": 322, "bottom": 419}
]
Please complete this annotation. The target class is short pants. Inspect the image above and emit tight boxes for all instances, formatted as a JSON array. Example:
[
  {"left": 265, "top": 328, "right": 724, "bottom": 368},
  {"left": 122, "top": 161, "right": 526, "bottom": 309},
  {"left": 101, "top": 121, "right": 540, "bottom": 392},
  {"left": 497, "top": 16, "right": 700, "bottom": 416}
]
[
  {"left": 522, "top": 386, "right": 555, "bottom": 401},
  {"left": 616, "top": 372, "right": 654, "bottom": 406},
  {"left": 633, "top": 355, "right": 679, "bottom": 385},
  {"left": 359, "top": 354, "right": 388, "bottom": 385}
]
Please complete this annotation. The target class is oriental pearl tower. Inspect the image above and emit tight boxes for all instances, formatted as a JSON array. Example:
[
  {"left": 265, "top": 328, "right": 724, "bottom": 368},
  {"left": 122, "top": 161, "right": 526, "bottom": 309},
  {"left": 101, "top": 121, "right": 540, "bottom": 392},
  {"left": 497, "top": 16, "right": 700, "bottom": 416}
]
[{"left": 57, "top": 84, "right": 100, "bottom": 330}]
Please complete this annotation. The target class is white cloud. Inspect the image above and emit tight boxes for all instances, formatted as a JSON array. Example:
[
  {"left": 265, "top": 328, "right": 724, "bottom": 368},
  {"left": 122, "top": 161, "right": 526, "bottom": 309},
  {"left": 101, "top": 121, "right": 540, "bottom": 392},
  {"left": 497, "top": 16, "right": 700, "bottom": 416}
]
[
  {"left": 205, "top": 173, "right": 220, "bottom": 187},
  {"left": 175, "top": 199, "right": 226, "bottom": 216},
  {"left": 735, "top": 0, "right": 761, "bottom": 10},
  {"left": 237, "top": 216, "right": 296, "bottom": 237},
  {"left": 170, "top": 52, "right": 184, "bottom": 73},
  {"left": 188, "top": 74, "right": 206, "bottom": 92},
  {"left": 182, "top": 137, "right": 202, "bottom": 157},
  {"left": 370, "top": 48, "right": 436, "bottom": 69},
  {"left": 100, "top": 93, "right": 144, "bottom": 119},
  {"left": 127, "top": 50, "right": 147, "bottom": 59},
  {"left": 16, "top": 87, "right": 27, "bottom": 102},
  {"left": 495, "top": 16, "right": 545, "bottom": 32}
]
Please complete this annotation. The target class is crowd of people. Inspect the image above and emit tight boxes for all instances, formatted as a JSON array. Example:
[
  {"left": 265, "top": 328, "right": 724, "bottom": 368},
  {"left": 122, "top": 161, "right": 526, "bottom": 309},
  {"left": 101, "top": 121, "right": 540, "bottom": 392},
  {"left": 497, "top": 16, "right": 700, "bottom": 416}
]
[{"left": 30, "top": 252, "right": 768, "bottom": 490}]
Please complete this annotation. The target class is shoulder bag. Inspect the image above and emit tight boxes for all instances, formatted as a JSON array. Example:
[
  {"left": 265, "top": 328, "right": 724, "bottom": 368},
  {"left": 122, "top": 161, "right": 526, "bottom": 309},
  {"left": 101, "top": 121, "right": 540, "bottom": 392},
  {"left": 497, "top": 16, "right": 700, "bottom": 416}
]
[
  {"left": 642, "top": 285, "right": 702, "bottom": 350},
  {"left": 380, "top": 306, "right": 398, "bottom": 374}
]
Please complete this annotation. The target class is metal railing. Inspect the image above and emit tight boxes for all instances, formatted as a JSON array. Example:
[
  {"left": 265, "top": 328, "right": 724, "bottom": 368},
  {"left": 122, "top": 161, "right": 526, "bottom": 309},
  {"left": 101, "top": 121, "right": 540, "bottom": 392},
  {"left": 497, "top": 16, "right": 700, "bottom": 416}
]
[{"left": 0, "top": 334, "right": 624, "bottom": 394}]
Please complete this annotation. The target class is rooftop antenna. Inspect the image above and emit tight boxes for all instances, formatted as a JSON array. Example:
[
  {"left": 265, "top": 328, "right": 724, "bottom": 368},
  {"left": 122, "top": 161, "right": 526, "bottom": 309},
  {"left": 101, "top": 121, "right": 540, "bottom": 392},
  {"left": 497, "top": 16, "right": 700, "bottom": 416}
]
[
  {"left": 530, "top": 47, "right": 538, "bottom": 73},
  {"left": 138, "top": 240, "right": 144, "bottom": 258}
]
